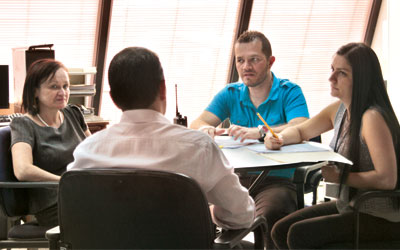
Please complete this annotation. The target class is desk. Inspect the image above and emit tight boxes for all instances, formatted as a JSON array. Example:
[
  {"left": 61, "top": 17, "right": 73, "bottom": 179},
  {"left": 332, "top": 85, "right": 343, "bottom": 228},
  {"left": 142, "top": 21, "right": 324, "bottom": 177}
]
[
  {"left": 84, "top": 115, "right": 109, "bottom": 134},
  {"left": 218, "top": 138, "right": 351, "bottom": 195}
]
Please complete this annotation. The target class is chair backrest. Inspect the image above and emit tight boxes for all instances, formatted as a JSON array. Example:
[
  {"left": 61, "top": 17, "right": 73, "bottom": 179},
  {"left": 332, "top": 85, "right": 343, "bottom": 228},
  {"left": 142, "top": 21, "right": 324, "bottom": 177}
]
[
  {"left": 0, "top": 126, "right": 29, "bottom": 217},
  {"left": 58, "top": 168, "right": 215, "bottom": 249}
]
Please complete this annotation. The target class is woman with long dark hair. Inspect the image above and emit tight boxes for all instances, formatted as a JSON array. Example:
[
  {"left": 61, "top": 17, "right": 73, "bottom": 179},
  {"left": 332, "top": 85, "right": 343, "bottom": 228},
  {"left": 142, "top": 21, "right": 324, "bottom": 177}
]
[{"left": 265, "top": 43, "right": 400, "bottom": 249}]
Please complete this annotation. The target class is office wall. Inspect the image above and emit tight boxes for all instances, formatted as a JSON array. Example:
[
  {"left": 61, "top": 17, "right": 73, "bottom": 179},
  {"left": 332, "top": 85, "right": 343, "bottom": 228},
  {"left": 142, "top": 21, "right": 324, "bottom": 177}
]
[
  {"left": 387, "top": 0, "right": 400, "bottom": 118},
  {"left": 372, "top": 0, "right": 399, "bottom": 118}
]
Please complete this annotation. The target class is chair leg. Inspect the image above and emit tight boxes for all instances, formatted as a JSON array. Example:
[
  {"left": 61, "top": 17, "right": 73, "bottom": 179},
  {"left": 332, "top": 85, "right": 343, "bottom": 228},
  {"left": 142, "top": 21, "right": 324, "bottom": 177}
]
[
  {"left": 253, "top": 223, "right": 267, "bottom": 250},
  {"left": 0, "top": 212, "right": 8, "bottom": 240},
  {"left": 312, "top": 189, "right": 318, "bottom": 205},
  {"left": 296, "top": 183, "right": 305, "bottom": 209},
  {"left": 354, "top": 211, "right": 360, "bottom": 249}
]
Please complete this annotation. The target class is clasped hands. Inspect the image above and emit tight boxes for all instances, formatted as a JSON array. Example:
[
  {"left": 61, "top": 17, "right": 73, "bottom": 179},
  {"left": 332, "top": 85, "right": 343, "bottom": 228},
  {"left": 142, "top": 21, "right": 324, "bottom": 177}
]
[{"left": 198, "top": 124, "right": 260, "bottom": 142}]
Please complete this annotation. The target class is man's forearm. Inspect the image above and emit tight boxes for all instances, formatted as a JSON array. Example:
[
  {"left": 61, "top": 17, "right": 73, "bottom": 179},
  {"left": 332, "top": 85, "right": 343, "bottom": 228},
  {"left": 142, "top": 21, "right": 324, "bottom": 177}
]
[{"left": 189, "top": 118, "right": 213, "bottom": 129}]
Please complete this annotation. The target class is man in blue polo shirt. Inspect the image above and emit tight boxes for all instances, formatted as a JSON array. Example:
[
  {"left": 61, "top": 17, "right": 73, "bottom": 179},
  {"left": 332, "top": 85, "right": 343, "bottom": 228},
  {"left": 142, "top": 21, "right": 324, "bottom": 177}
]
[{"left": 190, "top": 30, "right": 309, "bottom": 249}]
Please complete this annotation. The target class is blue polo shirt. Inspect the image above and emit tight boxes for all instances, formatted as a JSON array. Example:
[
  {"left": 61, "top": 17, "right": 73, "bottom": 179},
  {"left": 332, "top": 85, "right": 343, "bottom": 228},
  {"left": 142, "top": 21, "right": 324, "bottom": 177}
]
[{"left": 206, "top": 72, "right": 309, "bottom": 178}]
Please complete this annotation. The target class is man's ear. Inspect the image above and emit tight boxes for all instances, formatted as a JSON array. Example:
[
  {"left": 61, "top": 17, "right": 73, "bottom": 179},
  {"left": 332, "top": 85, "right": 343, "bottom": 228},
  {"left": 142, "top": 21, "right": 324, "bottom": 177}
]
[
  {"left": 159, "top": 80, "right": 166, "bottom": 100},
  {"left": 268, "top": 56, "right": 276, "bottom": 68}
]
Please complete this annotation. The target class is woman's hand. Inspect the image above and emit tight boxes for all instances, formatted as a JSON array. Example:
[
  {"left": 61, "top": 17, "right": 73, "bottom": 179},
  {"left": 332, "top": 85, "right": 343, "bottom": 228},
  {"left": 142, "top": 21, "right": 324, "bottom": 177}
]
[
  {"left": 321, "top": 164, "right": 341, "bottom": 183},
  {"left": 264, "top": 133, "right": 283, "bottom": 150}
]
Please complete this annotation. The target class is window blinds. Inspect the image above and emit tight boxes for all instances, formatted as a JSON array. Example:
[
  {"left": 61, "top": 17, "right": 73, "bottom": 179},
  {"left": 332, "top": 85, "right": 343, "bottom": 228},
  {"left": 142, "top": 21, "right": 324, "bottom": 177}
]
[
  {"left": 0, "top": 0, "right": 98, "bottom": 100},
  {"left": 248, "top": 0, "right": 372, "bottom": 118},
  {"left": 101, "top": 0, "right": 241, "bottom": 123}
]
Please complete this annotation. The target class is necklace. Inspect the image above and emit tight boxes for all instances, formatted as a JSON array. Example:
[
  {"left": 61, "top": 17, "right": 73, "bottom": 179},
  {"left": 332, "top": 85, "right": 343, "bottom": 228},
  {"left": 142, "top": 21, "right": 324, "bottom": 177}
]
[{"left": 37, "top": 112, "right": 63, "bottom": 127}]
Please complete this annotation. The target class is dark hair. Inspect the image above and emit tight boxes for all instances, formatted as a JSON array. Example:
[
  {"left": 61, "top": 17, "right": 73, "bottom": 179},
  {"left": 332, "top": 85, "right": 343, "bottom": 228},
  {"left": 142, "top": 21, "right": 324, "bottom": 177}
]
[
  {"left": 22, "top": 59, "right": 68, "bottom": 115},
  {"left": 337, "top": 43, "right": 400, "bottom": 189},
  {"left": 236, "top": 30, "right": 272, "bottom": 58},
  {"left": 108, "top": 47, "right": 164, "bottom": 111}
]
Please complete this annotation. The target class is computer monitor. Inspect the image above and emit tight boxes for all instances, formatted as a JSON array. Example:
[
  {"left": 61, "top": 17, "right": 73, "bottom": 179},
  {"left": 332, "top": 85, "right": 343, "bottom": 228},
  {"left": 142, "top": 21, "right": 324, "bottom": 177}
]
[{"left": 0, "top": 65, "right": 9, "bottom": 109}]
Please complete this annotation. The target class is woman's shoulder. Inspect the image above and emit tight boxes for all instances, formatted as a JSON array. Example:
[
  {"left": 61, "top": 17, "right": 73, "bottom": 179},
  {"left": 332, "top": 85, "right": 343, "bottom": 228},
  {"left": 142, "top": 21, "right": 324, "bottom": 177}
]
[
  {"left": 62, "top": 104, "right": 87, "bottom": 131},
  {"left": 9, "top": 115, "right": 37, "bottom": 145},
  {"left": 318, "top": 100, "right": 342, "bottom": 123},
  {"left": 326, "top": 100, "right": 342, "bottom": 111},
  {"left": 63, "top": 104, "right": 84, "bottom": 119},
  {"left": 362, "top": 107, "right": 384, "bottom": 123},
  {"left": 361, "top": 107, "right": 390, "bottom": 139},
  {"left": 63, "top": 104, "right": 82, "bottom": 114},
  {"left": 10, "top": 115, "right": 34, "bottom": 128}
]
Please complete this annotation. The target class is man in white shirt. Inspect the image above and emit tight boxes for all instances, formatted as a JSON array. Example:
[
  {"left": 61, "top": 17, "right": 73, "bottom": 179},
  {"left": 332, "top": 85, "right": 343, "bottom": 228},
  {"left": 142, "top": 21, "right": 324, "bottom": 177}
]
[{"left": 67, "top": 47, "right": 255, "bottom": 229}]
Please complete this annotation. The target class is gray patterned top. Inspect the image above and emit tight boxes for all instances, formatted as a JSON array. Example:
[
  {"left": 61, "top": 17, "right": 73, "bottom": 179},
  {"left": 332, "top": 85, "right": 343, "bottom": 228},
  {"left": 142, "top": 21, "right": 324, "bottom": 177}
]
[{"left": 330, "top": 103, "right": 400, "bottom": 222}]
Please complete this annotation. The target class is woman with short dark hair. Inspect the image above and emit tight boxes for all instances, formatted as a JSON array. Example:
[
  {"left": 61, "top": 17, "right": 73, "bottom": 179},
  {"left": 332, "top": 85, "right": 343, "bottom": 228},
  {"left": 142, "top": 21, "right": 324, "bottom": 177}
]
[{"left": 10, "top": 59, "right": 91, "bottom": 227}]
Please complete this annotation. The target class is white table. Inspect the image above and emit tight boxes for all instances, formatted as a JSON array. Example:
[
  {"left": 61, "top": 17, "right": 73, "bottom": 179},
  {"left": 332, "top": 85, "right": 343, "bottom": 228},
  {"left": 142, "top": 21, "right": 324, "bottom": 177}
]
[{"left": 216, "top": 136, "right": 351, "bottom": 194}]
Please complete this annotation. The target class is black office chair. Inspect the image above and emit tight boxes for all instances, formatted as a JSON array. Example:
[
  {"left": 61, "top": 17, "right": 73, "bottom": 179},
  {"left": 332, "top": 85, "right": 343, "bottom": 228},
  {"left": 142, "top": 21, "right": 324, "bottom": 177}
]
[
  {"left": 46, "top": 168, "right": 267, "bottom": 249},
  {"left": 0, "top": 126, "right": 58, "bottom": 249},
  {"left": 321, "top": 190, "right": 400, "bottom": 249},
  {"left": 292, "top": 135, "right": 324, "bottom": 208}
]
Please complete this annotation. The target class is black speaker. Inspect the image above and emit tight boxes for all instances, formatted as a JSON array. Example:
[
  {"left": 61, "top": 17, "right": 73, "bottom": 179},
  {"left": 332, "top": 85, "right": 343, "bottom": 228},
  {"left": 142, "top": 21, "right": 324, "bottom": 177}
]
[
  {"left": 25, "top": 44, "right": 55, "bottom": 71},
  {"left": 0, "top": 65, "right": 9, "bottom": 109}
]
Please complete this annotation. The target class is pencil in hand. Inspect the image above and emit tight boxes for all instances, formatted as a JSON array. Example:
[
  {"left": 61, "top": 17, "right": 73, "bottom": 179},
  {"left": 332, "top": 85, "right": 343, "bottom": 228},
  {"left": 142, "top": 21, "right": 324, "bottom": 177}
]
[{"left": 256, "top": 113, "right": 279, "bottom": 139}]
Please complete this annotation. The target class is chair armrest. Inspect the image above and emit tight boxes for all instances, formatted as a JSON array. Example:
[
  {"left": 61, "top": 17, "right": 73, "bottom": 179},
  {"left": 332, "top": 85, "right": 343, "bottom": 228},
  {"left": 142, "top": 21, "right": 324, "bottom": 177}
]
[
  {"left": 349, "top": 189, "right": 400, "bottom": 210},
  {"left": 349, "top": 189, "right": 400, "bottom": 249},
  {"left": 213, "top": 216, "right": 267, "bottom": 249},
  {"left": 0, "top": 181, "right": 58, "bottom": 188},
  {"left": 46, "top": 226, "right": 60, "bottom": 250},
  {"left": 292, "top": 161, "right": 327, "bottom": 184}
]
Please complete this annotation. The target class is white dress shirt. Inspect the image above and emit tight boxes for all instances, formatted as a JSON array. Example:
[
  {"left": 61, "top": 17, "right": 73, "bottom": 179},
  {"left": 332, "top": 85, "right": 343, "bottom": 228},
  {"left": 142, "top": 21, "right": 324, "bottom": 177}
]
[{"left": 68, "top": 109, "right": 255, "bottom": 229}]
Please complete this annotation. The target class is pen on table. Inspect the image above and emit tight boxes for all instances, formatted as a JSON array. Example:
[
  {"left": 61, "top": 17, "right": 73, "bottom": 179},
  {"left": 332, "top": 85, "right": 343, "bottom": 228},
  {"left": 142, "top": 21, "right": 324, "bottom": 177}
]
[{"left": 256, "top": 112, "right": 279, "bottom": 139}]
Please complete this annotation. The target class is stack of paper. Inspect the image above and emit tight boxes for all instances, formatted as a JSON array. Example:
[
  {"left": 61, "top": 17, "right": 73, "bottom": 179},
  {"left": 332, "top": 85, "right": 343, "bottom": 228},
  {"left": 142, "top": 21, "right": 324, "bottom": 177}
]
[
  {"left": 70, "top": 84, "right": 96, "bottom": 96},
  {"left": 215, "top": 136, "right": 259, "bottom": 149},
  {"left": 217, "top": 136, "right": 353, "bottom": 168},
  {"left": 246, "top": 141, "right": 331, "bottom": 153}
]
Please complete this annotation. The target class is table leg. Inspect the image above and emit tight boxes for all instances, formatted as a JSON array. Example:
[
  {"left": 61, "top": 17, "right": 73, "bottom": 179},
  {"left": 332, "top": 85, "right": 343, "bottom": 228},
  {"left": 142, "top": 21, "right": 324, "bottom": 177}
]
[{"left": 248, "top": 170, "right": 270, "bottom": 196}]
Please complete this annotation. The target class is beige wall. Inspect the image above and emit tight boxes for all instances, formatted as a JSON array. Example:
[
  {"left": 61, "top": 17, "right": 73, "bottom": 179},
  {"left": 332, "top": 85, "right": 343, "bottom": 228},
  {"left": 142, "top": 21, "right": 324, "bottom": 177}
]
[{"left": 372, "top": 0, "right": 399, "bottom": 118}]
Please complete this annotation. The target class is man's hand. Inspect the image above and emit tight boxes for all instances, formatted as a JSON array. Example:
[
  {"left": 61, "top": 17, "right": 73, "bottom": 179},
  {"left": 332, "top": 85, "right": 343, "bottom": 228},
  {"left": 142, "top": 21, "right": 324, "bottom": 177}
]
[
  {"left": 321, "top": 164, "right": 340, "bottom": 183},
  {"left": 227, "top": 125, "right": 260, "bottom": 142},
  {"left": 264, "top": 133, "right": 283, "bottom": 150},
  {"left": 198, "top": 126, "right": 226, "bottom": 138}
]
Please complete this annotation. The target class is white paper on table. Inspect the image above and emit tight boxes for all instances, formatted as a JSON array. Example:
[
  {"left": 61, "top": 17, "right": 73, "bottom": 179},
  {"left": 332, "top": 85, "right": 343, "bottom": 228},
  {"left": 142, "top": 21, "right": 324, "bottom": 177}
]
[
  {"left": 260, "top": 150, "right": 353, "bottom": 165},
  {"left": 246, "top": 141, "right": 331, "bottom": 153},
  {"left": 215, "top": 136, "right": 260, "bottom": 149},
  {"left": 221, "top": 147, "right": 285, "bottom": 168}
]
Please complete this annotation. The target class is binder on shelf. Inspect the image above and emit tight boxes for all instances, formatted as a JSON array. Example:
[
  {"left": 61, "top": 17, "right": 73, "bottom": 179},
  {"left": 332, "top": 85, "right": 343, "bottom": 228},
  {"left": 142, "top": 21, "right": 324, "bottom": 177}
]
[
  {"left": 68, "top": 67, "right": 97, "bottom": 85},
  {"left": 68, "top": 67, "right": 97, "bottom": 75},
  {"left": 67, "top": 67, "right": 97, "bottom": 109},
  {"left": 69, "top": 84, "right": 96, "bottom": 96}
]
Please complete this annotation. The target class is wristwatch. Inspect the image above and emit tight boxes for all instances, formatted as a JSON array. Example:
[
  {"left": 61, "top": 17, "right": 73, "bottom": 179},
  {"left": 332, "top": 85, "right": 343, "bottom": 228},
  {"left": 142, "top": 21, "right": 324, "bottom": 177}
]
[{"left": 258, "top": 125, "right": 268, "bottom": 140}]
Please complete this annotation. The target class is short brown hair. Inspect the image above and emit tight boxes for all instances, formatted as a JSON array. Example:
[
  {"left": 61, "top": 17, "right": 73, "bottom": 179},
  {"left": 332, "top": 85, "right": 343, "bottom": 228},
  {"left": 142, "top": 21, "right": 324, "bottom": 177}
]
[{"left": 236, "top": 30, "right": 272, "bottom": 58}]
